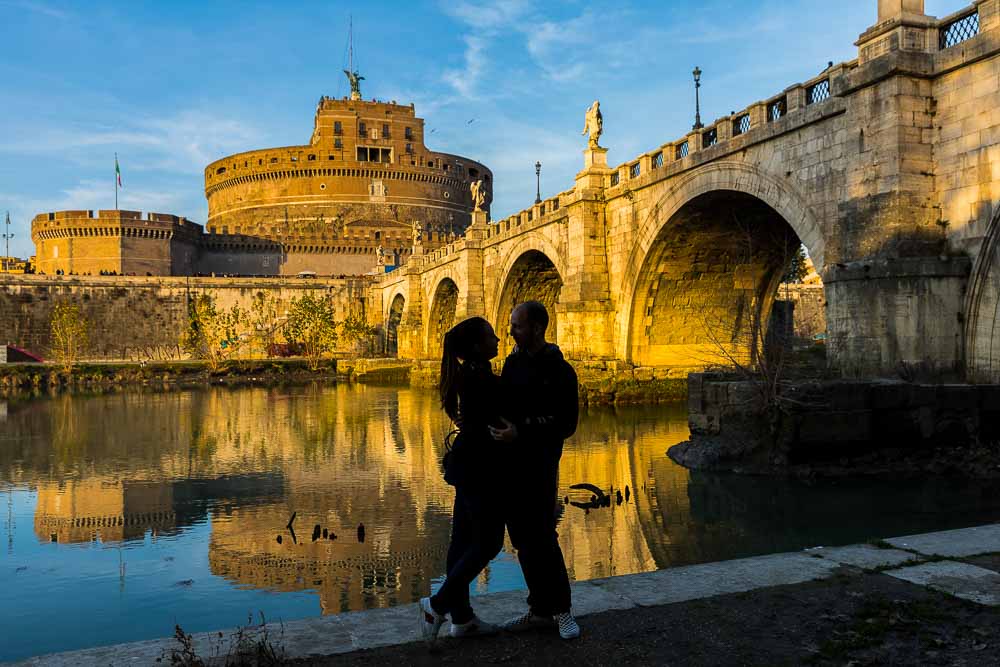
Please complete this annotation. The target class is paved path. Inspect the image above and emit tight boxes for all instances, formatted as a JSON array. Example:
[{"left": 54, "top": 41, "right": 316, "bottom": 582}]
[{"left": 11, "top": 523, "right": 1000, "bottom": 666}]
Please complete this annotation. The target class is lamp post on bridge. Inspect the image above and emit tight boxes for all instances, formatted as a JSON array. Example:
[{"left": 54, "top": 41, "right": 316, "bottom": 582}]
[
  {"left": 692, "top": 66, "right": 704, "bottom": 130},
  {"left": 2, "top": 212, "right": 13, "bottom": 274},
  {"left": 534, "top": 161, "right": 542, "bottom": 204}
]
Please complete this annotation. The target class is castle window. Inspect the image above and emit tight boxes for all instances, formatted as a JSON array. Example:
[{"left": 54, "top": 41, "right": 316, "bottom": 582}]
[
  {"left": 216, "top": 167, "right": 226, "bottom": 175},
  {"left": 469, "top": 168, "right": 479, "bottom": 179},
  {"left": 375, "top": 231, "right": 381, "bottom": 240},
  {"left": 405, "top": 143, "right": 413, "bottom": 154},
  {"left": 335, "top": 138, "right": 343, "bottom": 149},
  {"left": 308, "top": 154, "right": 316, "bottom": 161},
  {"left": 405, "top": 126, "right": 413, "bottom": 140},
  {"left": 258, "top": 159, "right": 263, "bottom": 165},
  {"left": 382, "top": 123, "right": 390, "bottom": 139},
  {"left": 334, "top": 121, "right": 343, "bottom": 135},
  {"left": 270, "top": 157, "right": 278, "bottom": 163},
  {"left": 291, "top": 156, "right": 298, "bottom": 162},
  {"left": 359, "top": 122, "right": 367, "bottom": 136},
  {"left": 328, "top": 154, "right": 335, "bottom": 160}
]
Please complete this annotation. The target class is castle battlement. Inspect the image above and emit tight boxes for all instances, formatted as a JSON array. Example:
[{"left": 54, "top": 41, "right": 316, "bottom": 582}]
[{"left": 34, "top": 210, "right": 200, "bottom": 228}]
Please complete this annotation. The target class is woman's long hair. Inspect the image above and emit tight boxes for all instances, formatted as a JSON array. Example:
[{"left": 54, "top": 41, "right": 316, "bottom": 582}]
[{"left": 439, "top": 317, "right": 489, "bottom": 422}]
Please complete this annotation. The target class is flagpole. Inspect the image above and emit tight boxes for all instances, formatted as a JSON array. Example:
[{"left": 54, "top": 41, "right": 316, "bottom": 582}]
[{"left": 115, "top": 152, "right": 118, "bottom": 211}]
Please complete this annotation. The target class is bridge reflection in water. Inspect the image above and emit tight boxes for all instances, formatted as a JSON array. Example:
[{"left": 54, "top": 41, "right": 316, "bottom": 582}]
[{"left": 4, "top": 384, "right": 1000, "bottom": 659}]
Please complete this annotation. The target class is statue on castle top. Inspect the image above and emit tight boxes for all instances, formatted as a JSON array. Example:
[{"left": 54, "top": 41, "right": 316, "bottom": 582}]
[
  {"left": 470, "top": 179, "right": 487, "bottom": 212},
  {"left": 412, "top": 221, "right": 423, "bottom": 246},
  {"left": 582, "top": 100, "right": 603, "bottom": 149},
  {"left": 343, "top": 69, "right": 365, "bottom": 101},
  {"left": 376, "top": 244, "right": 386, "bottom": 265}
]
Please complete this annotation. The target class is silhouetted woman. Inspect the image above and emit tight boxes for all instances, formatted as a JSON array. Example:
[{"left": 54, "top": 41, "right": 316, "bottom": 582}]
[{"left": 419, "top": 316, "right": 505, "bottom": 642}]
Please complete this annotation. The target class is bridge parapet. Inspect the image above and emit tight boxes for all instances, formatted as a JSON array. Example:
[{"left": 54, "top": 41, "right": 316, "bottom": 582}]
[
  {"left": 605, "top": 63, "right": 853, "bottom": 202},
  {"left": 483, "top": 190, "right": 572, "bottom": 246}
]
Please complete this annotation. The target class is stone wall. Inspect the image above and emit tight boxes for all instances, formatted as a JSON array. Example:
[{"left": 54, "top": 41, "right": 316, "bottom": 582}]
[
  {"left": 679, "top": 372, "right": 1000, "bottom": 470},
  {"left": 825, "top": 257, "right": 970, "bottom": 378},
  {"left": 0, "top": 274, "right": 374, "bottom": 361},
  {"left": 777, "top": 283, "right": 826, "bottom": 339}
]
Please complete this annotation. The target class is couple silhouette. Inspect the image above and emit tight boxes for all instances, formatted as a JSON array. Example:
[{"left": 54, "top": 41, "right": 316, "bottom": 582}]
[{"left": 420, "top": 301, "right": 581, "bottom": 643}]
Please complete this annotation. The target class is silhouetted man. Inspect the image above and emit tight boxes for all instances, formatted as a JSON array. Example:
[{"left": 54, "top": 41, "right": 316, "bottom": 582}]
[{"left": 490, "top": 300, "right": 580, "bottom": 639}]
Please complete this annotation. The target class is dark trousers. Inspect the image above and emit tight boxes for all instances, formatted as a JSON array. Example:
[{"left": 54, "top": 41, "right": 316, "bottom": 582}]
[
  {"left": 430, "top": 485, "right": 505, "bottom": 623},
  {"left": 506, "top": 468, "right": 571, "bottom": 616}
]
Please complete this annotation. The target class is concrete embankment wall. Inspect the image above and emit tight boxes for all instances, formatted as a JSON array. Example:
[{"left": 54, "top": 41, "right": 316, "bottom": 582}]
[
  {"left": 0, "top": 275, "right": 374, "bottom": 361},
  {"left": 683, "top": 373, "right": 1000, "bottom": 468},
  {"left": 403, "top": 358, "right": 687, "bottom": 405}
]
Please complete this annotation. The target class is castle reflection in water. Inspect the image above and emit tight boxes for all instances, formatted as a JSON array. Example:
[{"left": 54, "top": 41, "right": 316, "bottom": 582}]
[{"left": 1, "top": 385, "right": 692, "bottom": 614}]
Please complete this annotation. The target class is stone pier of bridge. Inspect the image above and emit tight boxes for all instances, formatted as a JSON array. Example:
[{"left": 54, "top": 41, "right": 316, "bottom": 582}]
[{"left": 374, "top": 0, "right": 1000, "bottom": 384}]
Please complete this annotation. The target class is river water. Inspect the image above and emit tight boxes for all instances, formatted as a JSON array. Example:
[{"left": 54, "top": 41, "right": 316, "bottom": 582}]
[{"left": 2, "top": 383, "right": 1000, "bottom": 661}]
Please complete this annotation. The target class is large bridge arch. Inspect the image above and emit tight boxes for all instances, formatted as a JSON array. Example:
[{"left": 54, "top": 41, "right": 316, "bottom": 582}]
[
  {"left": 384, "top": 292, "right": 405, "bottom": 357},
  {"left": 493, "top": 249, "right": 565, "bottom": 358},
  {"left": 426, "top": 276, "right": 460, "bottom": 359},
  {"left": 617, "top": 162, "right": 825, "bottom": 366}
]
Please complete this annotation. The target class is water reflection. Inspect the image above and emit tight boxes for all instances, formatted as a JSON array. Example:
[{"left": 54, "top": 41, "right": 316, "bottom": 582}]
[{"left": 3, "top": 385, "right": 1000, "bottom": 661}]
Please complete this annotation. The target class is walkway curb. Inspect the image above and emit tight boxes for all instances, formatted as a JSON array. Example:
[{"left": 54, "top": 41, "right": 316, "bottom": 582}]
[{"left": 10, "top": 523, "right": 1000, "bottom": 666}]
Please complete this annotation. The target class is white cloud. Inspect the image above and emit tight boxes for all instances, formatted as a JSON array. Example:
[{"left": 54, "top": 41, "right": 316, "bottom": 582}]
[
  {"left": 442, "top": 35, "right": 489, "bottom": 99},
  {"left": 0, "top": 110, "right": 262, "bottom": 174},
  {"left": 4, "top": 0, "right": 71, "bottom": 21},
  {"left": 441, "top": 0, "right": 531, "bottom": 31}
]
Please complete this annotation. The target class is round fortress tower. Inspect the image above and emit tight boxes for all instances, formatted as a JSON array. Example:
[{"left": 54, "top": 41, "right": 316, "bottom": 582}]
[{"left": 203, "top": 95, "right": 492, "bottom": 276}]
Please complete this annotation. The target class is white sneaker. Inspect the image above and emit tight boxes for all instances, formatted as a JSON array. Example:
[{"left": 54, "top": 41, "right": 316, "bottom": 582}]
[
  {"left": 555, "top": 612, "right": 580, "bottom": 640},
  {"left": 418, "top": 597, "right": 446, "bottom": 644},
  {"left": 501, "top": 611, "right": 555, "bottom": 632},
  {"left": 449, "top": 616, "right": 500, "bottom": 638}
]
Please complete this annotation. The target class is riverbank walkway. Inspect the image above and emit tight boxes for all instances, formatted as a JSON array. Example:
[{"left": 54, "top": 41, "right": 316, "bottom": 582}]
[{"left": 13, "top": 523, "right": 1000, "bottom": 666}]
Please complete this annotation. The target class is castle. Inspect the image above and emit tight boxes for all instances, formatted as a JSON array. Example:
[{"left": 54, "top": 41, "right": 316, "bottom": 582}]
[{"left": 31, "top": 87, "right": 492, "bottom": 277}]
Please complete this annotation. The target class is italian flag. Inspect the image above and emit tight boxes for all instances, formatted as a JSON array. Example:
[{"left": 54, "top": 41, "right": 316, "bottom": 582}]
[{"left": 115, "top": 155, "right": 123, "bottom": 188}]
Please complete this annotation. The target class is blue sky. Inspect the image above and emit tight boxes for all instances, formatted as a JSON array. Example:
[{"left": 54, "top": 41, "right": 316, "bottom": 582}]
[{"left": 0, "top": 0, "right": 968, "bottom": 259}]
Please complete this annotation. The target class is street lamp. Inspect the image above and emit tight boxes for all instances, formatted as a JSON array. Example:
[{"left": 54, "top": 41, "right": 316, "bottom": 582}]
[
  {"left": 692, "top": 66, "right": 704, "bottom": 130},
  {"left": 534, "top": 161, "right": 542, "bottom": 204},
  {"left": 2, "top": 212, "right": 13, "bottom": 274}
]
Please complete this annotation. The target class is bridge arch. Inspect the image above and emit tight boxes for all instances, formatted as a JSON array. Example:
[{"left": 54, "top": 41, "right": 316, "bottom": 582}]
[
  {"left": 384, "top": 292, "right": 405, "bottom": 357},
  {"left": 617, "top": 161, "right": 824, "bottom": 367},
  {"left": 965, "top": 205, "right": 1000, "bottom": 381},
  {"left": 426, "top": 276, "right": 460, "bottom": 359},
  {"left": 490, "top": 234, "right": 567, "bottom": 355},
  {"left": 493, "top": 249, "right": 564, "bottom": 358}
]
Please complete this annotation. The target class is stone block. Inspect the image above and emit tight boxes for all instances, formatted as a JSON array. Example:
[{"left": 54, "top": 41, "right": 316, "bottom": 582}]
[
  {"left": 869, "top": 382, "right": 910, "bottom": 409},
  {"left": 936, "top": 384, "right": 976, "bottom": 409},
  {"left": 827, "top": 381, "right": 869, "bottom": 410},
  {"left": 870, "top": 408, "right": 924, "bottom": 444},
  {"left": 979, "top": 384, "right": 1000, "bottom": 411},
  {"left": 797, "top": 410, "right": 872, "bottom": 444}
]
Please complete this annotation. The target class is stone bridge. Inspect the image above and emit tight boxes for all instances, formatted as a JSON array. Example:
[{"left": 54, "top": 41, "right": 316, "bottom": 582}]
[{"left": 375, "top": 0, "right": 1000, "bottom": 382}]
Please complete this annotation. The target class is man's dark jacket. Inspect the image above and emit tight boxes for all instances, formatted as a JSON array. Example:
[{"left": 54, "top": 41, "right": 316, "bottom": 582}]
[{"left": 500, "top": 343, "right": 578, "bottom": 473}]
